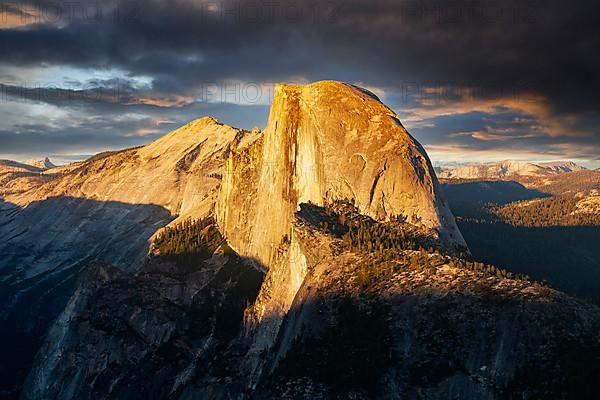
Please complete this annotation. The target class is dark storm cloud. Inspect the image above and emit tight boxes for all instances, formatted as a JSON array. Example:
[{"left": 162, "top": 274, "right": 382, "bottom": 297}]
[
  {"left": 0, "top": 0, "right": 598, "bottom": 164},
  {"left": 1, "top": 1, "right": 597, "bottom": 108}
]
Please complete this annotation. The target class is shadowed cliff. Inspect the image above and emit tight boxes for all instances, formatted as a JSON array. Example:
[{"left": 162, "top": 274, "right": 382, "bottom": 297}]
[{"left": 0, "top": 197, "right": 172, "bottom": 399}]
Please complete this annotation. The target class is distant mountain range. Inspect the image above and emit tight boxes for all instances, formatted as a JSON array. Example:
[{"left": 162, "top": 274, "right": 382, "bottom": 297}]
[
  {"left": 24, "top": 157, "right": 56, "bottom": 170},
  {"left": 436, "top": 160, "right": 586, "bottom": 179}
]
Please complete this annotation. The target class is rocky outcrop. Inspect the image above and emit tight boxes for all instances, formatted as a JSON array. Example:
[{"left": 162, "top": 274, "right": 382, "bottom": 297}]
[
  {"left": 218, "top": 81, "right": 465, "bottom": 253},
  {"left": 25, "top": 157, "right": 57, "bottom": 170},
  {"left": 256, "top": 215, "right": 600, "bottom": 399},
  {"left": 216, "top": 81, "right": 466, "bottom": 373}
]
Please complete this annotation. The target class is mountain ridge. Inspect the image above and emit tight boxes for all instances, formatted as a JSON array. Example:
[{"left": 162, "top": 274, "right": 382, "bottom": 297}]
[
  {"left": 0, "top": 115, "right": 261, "bottom": 397},
  {"left": 437, "top": 160, "right": 586, "bottom": 180}
]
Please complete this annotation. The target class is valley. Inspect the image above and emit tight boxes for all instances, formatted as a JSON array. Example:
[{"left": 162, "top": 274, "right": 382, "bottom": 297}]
[{"left": 440, "top": 169, "right": 600, "bottom": 300}]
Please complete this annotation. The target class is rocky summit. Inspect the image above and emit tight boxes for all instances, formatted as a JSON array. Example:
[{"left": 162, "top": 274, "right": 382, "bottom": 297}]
[
  {"left": 0, "top": 81, "right": 598, "bottom": 400},
  {"left": 24, "top": 157, "right": 57, "bottom": 171}
]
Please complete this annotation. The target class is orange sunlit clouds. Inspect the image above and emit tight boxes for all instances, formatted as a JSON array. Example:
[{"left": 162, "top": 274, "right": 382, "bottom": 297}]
[
  {"left": 0, "top": 5, "right": 53, "bottom": 29},
  {"left": 0, "top": 11, "right": 35, "bottom": 29},
  {"left": 136, "top": 95, "right": 195, "bottom": 108},
  {"left": 397, "top": 87, "right": 591, "bottom": 144}
]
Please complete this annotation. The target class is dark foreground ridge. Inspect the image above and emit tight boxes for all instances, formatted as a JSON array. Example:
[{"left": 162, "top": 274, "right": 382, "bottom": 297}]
[{"left": 22, "top": 203, "right": 600, "bottom": 400}]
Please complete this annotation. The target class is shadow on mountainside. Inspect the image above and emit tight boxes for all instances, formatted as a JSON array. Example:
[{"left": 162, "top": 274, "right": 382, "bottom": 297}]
[
  {"left": 456, "top": 221, "right": 600, "bottom": 300},
  {"left": 261, "top": 293, "right": 600, "bottom": 400},
  {"left": 20, "top": 253, "right": 600, "bottom": 400},
  {"left": 441, "top": 182, "right": 600, "bottom": 300},
  {"left": 0, "top": 196, "right": 172, "bottom": 399},
  {"left": 22, "top": 248, "right": 265, "bottom": 400},
  {"left": 441, "top": 180, "right": 550, "bottom": 209}
]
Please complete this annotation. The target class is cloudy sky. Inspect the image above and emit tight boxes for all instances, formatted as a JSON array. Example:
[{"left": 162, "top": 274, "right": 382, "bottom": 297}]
[{"left": 1, "top": 0, "right": 599, "bottom": 167}]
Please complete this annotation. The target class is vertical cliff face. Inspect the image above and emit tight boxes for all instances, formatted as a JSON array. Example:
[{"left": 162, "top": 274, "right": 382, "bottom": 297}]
[
  {"left": 218, "top": 81, "right": 465, "bottom": 256},
  {"left": 216, "top": 81, "right": 467, "bottom": 369}
]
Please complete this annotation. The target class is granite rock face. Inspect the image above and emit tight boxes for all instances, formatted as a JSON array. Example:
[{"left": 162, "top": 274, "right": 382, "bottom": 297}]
[
  {"left": 216, "top": 82, "right": 466, "bottom": 371},
  {"left": 218, "top": 81, "right": 465, "bottom": 257}
]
